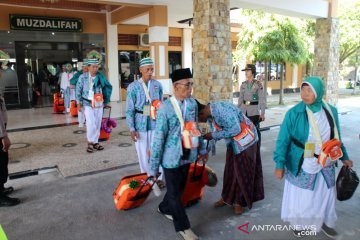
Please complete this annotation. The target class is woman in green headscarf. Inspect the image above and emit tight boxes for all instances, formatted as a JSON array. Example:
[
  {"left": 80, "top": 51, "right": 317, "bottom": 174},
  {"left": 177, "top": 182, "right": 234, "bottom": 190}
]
[{"left": 273, "top": 76, "right": 353, "bottom": 238}]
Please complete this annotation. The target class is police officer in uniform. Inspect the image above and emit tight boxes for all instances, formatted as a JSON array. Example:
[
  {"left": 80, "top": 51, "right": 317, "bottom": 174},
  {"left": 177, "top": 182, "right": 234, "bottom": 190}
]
[{"left": 238, "top": 64, "right": 265, "bottom": 143}]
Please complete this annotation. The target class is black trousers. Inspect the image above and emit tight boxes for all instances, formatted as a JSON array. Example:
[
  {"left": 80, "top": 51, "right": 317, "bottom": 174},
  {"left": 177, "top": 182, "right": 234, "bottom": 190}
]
[
  {"left": 0, "top": 141, "right": 9, "bottom": 188},
  {"left": 247, "top": 115, "right": 261, "bottom": 144},
  {"left": 159, "top": 164, "right": 190, "bottom": 232}
]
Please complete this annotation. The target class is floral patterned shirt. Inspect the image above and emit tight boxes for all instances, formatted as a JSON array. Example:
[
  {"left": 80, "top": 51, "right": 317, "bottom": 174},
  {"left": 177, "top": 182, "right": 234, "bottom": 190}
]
[
  {"left": 285, "top": 166, "right": 335, "bottom": 190},
  {"left": 149, "top": 97, "right": 206, "bottom": 176},
  {"left": 75, "top": 72, "right": 103, "bottom": 107},
  {"left": 209, "top": 101, "right": 258, "bottom": 154},
  {"left": 125, "top": 79, "right": 163, "bottom": 132}
]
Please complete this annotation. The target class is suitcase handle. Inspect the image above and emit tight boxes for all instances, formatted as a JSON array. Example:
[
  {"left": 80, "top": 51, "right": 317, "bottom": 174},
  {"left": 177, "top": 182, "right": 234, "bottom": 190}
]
[
  {"left": 190, "top": 159, "right": 206, "bottom": 182},
  {"left": 131, "top": 176, "right": 157, "bottom": 201},
  {"left": 103, "top": 105, "right": 112, "bottom": 119}
]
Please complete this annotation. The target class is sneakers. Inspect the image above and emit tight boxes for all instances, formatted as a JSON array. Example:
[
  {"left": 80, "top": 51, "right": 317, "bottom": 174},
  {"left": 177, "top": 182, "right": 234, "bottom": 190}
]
[
  {"left": 178, "top": 229, "right": 199, "bottom": 240},
  {"left": 0, "top": 194, "right": 20, "bottom": 207},
  {"left": 321, "top": 224, "right": 338, "bottom": 239},
  {"left": 157, "top": 207, "right": 173, "bottom": 221}
]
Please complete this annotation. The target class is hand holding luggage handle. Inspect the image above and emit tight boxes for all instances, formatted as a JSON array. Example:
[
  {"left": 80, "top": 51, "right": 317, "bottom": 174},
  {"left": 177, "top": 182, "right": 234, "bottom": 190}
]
[
  {"left": 131, "top": 176, "right": 158, "bottom": 201},
  {"left": 131, "top": 173, "right": 162, "bottom": 200},
  {"left": 190, "top": 159, "right": 206, "bottom": 183}
]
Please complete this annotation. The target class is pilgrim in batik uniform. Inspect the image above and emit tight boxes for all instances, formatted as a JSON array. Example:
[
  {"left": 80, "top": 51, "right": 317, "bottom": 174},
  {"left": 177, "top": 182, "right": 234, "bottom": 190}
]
[
  {"left": 126, "top": 57, "right": 165, "bottom": 187},
  {"left": 149, "top": 68, "right": 208, "bottom": 240},
  {"left": 198, "top": 101, "right": 264, "bottom": 215},
  {"left": 70, "top": 59, "right": 88, "bottom": 127},
  {"left": 75, "top": 58, "right": 112, "bottom": 153}
]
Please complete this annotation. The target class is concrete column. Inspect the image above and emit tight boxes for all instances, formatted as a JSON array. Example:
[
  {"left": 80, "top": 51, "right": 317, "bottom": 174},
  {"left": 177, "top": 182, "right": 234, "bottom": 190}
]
[
  {"left": 106, "top": 11, "right": 119, "bottom": 102},
  {"left": 313, "top": 18, "right": 340, "bottom": 105},
  {"left": 183, "top": 28, "right": 193, "bottom": 69},
  {"left": 192, "top": 0, "right": 232, "bottom": 103},
  {"left": 148, "top": 6, "right": 172, "bottom": 95},
  {"left": 292, "top": 64, "right": 298, "bottom": 88},
  {"left": 148, "top": 6, "right": 169, "bottom": 80}
]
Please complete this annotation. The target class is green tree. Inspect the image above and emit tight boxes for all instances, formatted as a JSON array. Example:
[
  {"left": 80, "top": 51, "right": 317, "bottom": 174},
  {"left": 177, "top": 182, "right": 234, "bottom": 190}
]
[
  {"left": 235, "top": 10, "right": 312, "bottom": 105},
  {"left": 252, "top": 20, "right": 308, "bottom": 104},
  {"left": 339, "top": 1, "right": 360, "bottom": 64}
]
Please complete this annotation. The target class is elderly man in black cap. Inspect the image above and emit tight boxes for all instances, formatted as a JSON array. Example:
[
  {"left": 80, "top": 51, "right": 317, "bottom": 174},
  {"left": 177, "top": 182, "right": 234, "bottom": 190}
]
[
  {"left": 238, "top": 64, "right": 265, "bottom": 143},
  {"left": 149, "top": 68, "right": 207, "bottom": 240}
]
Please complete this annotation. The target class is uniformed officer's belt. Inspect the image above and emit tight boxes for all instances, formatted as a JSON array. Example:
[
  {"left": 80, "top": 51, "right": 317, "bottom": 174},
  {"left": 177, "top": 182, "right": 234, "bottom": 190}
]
[
  {"left": 243, "top": 101, "right": 259, "bottom": 105},
  {"left": 135, "top": 109, "right": 144, "bottom": 114}
]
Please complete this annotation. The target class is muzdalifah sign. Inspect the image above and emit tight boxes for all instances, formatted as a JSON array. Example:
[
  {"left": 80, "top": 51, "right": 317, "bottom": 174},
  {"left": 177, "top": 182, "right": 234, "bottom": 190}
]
[{"left": 9, "top": 15, "right": 83, "bottom": 32}]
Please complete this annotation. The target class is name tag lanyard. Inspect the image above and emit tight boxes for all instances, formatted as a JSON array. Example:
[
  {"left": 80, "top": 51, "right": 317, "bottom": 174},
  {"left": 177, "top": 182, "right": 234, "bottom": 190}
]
[
  {"left": 141, "top": 79, "right": 152, "bottom": 104},
  {"left": 170, "top": 96, "right": 187, "bottom": 132},
  {"left": 170, "top": 97, "right": 187, "bottom": 156},
  {"left": 87, "top": 73, "right": 95, "bottom": 101},
  {"left": 306, "top": 101, "right": 339, "bottom": 152}
]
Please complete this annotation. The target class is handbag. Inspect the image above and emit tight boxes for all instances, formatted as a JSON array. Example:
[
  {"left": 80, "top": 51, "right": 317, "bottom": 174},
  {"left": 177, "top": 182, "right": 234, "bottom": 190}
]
[
  {"left": 336, "top": 166, "right": 359, "bottom": 201},
  {"left": 150, "top": 99, "right": 162, "bottom": 120},
  {"left": 231, "top": 114, "right": 257, "bottom": 154},
  {"left": 233, "top": 121, "right": 256, "bottom": 148},
  {"left": 203, "top": 165, "right": 218, "bottom": 187}
]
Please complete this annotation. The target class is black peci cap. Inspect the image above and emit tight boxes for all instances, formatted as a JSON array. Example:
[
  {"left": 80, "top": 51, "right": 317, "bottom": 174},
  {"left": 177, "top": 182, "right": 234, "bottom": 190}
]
[{"left": 171, "top": 68, "right": 192, "bottom": 83}]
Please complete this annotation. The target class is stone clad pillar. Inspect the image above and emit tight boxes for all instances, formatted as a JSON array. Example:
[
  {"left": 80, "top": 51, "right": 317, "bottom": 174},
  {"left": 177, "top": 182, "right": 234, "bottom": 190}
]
[
  {"left": 192, "top": 0, "right": 232, "bottom": 103},
  {"left": 313, "top": 18, "right": 340, "bottom": 105}
]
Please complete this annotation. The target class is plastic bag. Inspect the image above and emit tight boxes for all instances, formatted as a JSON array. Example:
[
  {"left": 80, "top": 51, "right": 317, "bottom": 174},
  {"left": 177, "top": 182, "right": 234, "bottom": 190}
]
[{"left": 336, "top": 166, "right": 359, "bottom": 201}]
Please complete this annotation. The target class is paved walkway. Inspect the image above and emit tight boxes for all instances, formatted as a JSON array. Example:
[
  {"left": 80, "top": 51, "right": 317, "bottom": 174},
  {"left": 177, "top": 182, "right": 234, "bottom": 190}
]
[{"left": 1, "top": 90, "right": 360, "bottom": 240}]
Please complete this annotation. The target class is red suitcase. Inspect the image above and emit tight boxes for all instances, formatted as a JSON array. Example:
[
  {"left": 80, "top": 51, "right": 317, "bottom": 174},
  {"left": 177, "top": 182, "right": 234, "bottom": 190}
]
[
  {"left": 181, "top": 160, "right": 208, "bottom": 207},
  {"left": 113, "top": 173, "right": 155, "bottom": 210},
  {"left": 53, "top": 93, "right": 65, "bottom": 113}
]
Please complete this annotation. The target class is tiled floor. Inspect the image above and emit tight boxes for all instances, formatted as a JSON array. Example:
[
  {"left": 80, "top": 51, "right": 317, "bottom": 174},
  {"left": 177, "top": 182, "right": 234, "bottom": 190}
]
[{"left": 7, "top": 101, "right": 125, "bottom": 130}]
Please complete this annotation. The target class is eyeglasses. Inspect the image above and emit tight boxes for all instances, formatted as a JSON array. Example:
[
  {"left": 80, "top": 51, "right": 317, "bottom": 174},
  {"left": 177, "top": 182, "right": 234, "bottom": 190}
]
[
  {"left": 144, "top": 68, "right": 154, "bottom": 73},
  {"left": 176, "top": 82, "right": 194, "bottom": 88}
]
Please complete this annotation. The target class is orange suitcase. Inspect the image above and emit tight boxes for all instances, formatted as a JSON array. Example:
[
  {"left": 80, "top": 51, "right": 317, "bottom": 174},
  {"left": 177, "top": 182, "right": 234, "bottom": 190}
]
[
  {"left": 99, "top": 128, "right": 110, "bottom": 141},
  {"left": 53, "top": 93, "right": 65, "bottom": 113},
  {"left": 99, "top": 106, "right": 112, "bottom": 141},
  {"left": 70, "top": 100, "right": 78, "bottom": 117},
  {"left": 113, "top": 173, "right": 154, "bottom": 210},
  {"left": 181, "top": 161, "right": 207, "bottom": 207}
]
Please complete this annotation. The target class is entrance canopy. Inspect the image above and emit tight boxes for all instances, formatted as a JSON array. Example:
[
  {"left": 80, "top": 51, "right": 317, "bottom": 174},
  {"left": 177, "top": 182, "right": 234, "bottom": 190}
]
[{"left": 0, "top": 0, "right": 329, "bottom": 27}]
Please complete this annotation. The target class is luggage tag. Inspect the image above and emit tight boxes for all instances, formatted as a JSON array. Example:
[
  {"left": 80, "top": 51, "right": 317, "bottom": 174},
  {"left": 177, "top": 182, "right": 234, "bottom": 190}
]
[
  {"left": 304, "top": 142, "right": 315, "bottom": 158},
  {"left": 92, "top": 93, "right": 104, "bottom": 108},
  {"left": 143, "top": 103, "right": 150, "bottom": 116}
]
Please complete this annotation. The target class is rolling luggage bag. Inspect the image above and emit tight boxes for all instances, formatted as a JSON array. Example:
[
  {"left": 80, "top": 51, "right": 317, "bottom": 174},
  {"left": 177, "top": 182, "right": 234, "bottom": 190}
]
[
  {"left": 70, "top": 100, "right": 78, "bottom": 117},
  {"left": 181, "top": 160, "right": 207, "bottom": 207},
  {"left": 99, "top": 106, "right": 116, "bottom": 141},
  {"left": 53, "top": 93, "right": 65, "bottom": 113},
  {"left": 113, "top": 173, "right": 155, "bottom": 210}
]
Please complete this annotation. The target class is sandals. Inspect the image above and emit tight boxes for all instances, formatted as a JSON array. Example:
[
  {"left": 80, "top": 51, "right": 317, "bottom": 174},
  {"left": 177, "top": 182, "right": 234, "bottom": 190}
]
[
  {"left": 234, "top": 204, "right": 244, "bottom": 215},
  {"left": 93, "top": 143, "right": 104, "bottom": 151},
  {"left": 156, "top": 180, "right": 166, "bottom": 189},
  {"left": 87, "top": 144, "right": 94, "bottom": 153},
  {"left": 213, "top": 199, "right": 226, "bottom": 208},
  {"left": 87, "top": 143, "right": 104, "bottom": 153}
]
